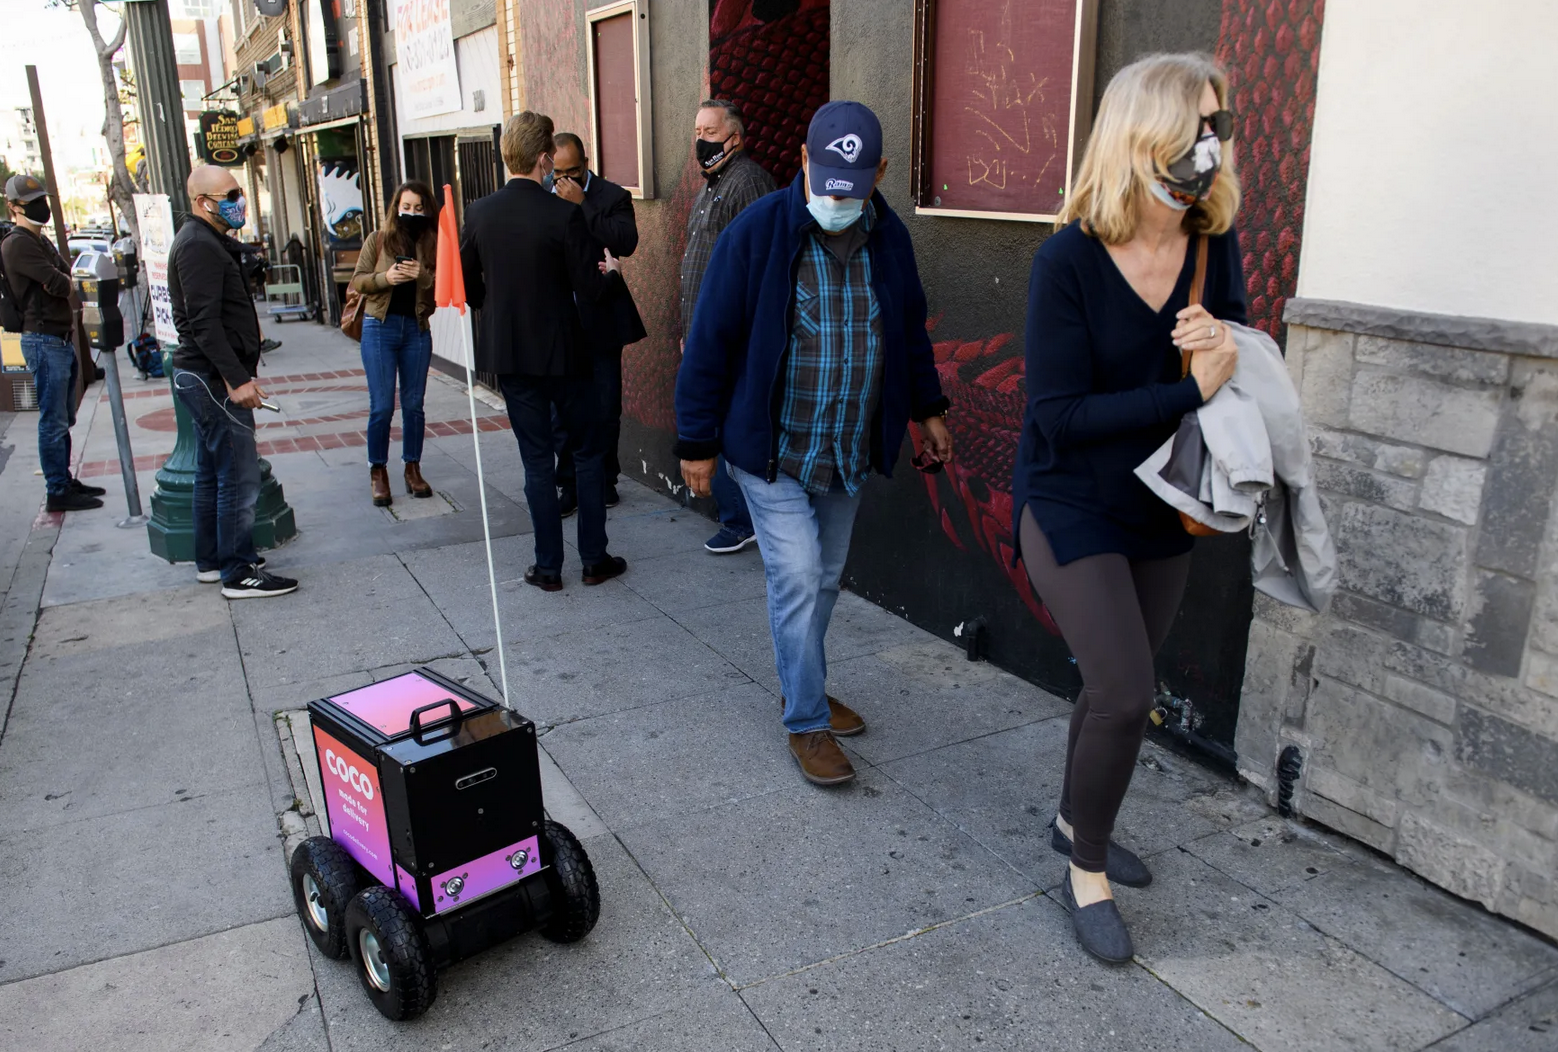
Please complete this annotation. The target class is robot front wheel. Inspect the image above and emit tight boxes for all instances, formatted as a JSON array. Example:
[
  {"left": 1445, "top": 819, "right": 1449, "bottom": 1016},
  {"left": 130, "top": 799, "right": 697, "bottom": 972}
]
[
  {"left": 290, "top": 837, "right": 365, "bottom": 960},
  {"left": 345, "top": 886, "right": 438, "bottom": 1021},
  {"left": 539, "top": 819, "right": 601, "bottom": 943}
]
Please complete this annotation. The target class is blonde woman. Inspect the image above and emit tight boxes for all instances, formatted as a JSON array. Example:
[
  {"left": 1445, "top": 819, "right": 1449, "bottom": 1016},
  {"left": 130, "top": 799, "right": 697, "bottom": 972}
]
[{"left": 1013, "top": 53, "right": 1243, "bottom": 962}]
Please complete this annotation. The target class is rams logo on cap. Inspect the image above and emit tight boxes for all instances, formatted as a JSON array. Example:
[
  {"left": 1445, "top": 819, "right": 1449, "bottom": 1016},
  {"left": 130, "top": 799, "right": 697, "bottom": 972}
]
[
  {"left": 826, "top": 134, "right": 863, "bottom": 164},
  {"left": 825, "top": 178, "right": 855, "bottom": 192}
]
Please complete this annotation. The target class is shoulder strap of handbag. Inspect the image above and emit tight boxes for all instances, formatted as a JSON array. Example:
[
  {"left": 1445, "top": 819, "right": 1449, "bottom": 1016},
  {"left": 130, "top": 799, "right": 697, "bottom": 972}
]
[{"left": 1180, "top": 233, "right": 1210, "bottom": 379}]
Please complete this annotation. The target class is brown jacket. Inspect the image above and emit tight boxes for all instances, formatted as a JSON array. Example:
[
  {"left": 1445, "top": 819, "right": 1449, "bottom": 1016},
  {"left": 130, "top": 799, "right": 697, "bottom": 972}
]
[{"left": 349, "top": 229, "right": 436, "bottom": 329}]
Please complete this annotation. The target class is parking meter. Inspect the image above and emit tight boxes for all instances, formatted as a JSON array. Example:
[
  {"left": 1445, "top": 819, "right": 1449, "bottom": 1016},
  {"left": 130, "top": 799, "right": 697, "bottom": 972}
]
[
  {"left": 112, "top": 236, "right": 139, "bottom": 289},
  {"left": 75, "top": 252, "right": 124, "bottom": 352}
]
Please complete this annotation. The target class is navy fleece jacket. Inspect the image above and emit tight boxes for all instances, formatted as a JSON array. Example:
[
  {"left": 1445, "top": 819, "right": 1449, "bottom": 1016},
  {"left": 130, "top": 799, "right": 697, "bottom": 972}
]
[{"left": 674, "top": 173, "right": 949, "bottom": 482}]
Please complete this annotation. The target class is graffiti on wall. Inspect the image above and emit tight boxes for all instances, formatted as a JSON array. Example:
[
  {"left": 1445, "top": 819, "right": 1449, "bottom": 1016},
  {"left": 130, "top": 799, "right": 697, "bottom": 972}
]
[{"left": 317, "top": 160, "right": 364, "bottom": 244}]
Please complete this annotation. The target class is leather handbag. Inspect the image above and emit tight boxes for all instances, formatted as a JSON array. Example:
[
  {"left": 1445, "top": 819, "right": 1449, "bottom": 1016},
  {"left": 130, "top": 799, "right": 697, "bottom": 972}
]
[
  {"left": 339, "top": 287, "right": 364, "bottom": 341},
  {"left": 1176, "top": 234, "right": 1220, "bottom": 538}
]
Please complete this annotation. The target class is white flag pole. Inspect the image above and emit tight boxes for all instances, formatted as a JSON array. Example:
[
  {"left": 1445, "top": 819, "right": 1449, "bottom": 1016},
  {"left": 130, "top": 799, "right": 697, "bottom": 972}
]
[{"left": 458, "top": 309, "right": 512, "bottom": 709}]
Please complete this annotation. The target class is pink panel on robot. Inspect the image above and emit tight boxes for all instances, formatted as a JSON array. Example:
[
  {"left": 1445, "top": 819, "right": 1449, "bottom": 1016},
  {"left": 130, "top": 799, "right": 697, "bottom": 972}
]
[
  {"left": 430, "top": 835, "right": 542, "bottom": 915},
  {"left": 328, "top": 672, "right": 481, "bottom": 736}
]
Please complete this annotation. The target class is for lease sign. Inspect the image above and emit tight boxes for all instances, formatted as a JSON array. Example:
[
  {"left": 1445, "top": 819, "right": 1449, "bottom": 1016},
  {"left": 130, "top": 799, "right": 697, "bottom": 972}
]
[{"left": 395, "top": 0, "right": 462, "bottom": 119}]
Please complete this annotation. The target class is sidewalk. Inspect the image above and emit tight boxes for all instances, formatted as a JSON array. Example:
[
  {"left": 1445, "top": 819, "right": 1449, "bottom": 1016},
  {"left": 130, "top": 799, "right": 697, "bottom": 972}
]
[{"left": 0, "top": 322, "right": 1554, "bottom": 1051}]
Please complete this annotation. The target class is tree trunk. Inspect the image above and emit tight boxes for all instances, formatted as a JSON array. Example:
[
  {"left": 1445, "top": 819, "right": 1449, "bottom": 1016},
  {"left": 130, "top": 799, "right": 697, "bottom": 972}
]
[{"left": 78, "top": 0, "right": 138, "bottom": 241}]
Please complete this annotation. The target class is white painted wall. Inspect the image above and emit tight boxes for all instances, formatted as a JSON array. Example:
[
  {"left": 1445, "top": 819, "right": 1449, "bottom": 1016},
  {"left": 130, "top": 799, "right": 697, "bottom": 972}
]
[
  {"left": 392, "top": 26, "right": 502, "bottom": 138},
  {"left": 1297, "top": 1, "right": 1558, "bottom": 325}
]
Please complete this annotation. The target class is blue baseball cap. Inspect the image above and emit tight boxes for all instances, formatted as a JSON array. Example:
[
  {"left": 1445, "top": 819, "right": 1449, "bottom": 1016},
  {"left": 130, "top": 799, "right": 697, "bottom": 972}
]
[{"left": 805, "top": 101, "right": 881, "bottom": 200}]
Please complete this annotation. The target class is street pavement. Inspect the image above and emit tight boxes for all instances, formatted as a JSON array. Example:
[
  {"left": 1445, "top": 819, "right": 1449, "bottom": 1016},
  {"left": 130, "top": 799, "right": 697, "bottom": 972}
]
[{"left": 0, "top": 323, "right": 1555, "bottom": 1051}]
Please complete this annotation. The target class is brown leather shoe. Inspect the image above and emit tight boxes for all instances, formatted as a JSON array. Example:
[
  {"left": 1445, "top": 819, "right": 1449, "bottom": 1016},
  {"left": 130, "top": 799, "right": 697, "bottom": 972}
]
[
  {"left": 370, "top": 464, "right": 392, "bottom": 507},
  {"left": 404, "top": 461, "right": 433, "bottom": 498},
  {"left": 788, "top": 729, "right": 856, "bottom": 786},
  {"left": 780, "top": 694, "right": 866, "bottom": 737}
]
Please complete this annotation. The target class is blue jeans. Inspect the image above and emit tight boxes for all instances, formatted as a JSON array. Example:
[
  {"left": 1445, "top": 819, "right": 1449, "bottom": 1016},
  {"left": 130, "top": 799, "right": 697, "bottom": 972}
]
[
  {"left": 730, "top": 463, "right": 864, "bottom": 733},
  {"left": 360, "top": 313, "right": 431, "bottom": 465},
  {"left": 497, "top": 373, "right": 608, "bottom": 571},
  {"left": 713, "top": 454, "right": 753, "bottom": 537},
  {"left": 173, "top": 368, "right": 262, "bottom": 581},
  {"left": 20, "top": 332, "right": 78, "bottom": 497}
]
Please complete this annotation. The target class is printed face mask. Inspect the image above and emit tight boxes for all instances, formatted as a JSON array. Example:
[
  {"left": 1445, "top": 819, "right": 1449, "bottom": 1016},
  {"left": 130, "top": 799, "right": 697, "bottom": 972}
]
[
  {"left": 1151, "top": 131, "right": 1222, "bottom": 211},
  {"left": 21, "top": 198, "right": 50, "bottom": 224},
  {"left": 211, "top": 194, "right": 247, "bottom": 230},
  {"left": 695, "top": 135, "right": 734, "bottom": 171},
  {"left": 807, "top": 193, "right": 865, "bottom": 233}
]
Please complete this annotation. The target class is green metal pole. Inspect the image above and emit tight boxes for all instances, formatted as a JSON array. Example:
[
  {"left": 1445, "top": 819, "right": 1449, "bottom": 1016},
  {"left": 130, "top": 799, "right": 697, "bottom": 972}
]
[{"left": 147, "top": 345, "right": 296, "bottom": 562}]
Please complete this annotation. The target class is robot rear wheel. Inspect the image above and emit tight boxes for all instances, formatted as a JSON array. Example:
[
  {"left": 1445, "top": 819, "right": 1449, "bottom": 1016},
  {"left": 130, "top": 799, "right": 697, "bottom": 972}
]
[{"left": 538, "top": 819, "right": 601, "bottom": 943}]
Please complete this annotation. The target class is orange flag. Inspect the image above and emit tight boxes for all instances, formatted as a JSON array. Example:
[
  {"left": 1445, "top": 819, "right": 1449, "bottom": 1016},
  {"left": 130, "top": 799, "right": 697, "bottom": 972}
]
[{"left": 434, "top": 183, "right": 465, "bottom": 313}]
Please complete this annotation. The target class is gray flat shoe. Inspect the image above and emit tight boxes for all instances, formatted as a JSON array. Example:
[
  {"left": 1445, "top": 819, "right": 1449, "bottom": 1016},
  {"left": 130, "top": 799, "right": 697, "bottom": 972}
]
[
  {"left": 1051, "top": 818, "right": 1153, "bottom": 887},
  {"left": 1059, "top": 870, "right": 1136, "bottom": 964}
]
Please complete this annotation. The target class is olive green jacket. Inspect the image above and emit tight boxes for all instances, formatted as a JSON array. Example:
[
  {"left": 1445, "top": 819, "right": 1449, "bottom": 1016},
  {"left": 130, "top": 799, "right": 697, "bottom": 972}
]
[{"left": 349, "top": 229, "right": 436, "bottom": 329}]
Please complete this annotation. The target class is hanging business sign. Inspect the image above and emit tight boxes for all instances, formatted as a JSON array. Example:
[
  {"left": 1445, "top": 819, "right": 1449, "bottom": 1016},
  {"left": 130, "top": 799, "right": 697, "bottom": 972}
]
[
  {"left": 254, "top": 0, "right": 288, "bottom": 17},
  {"left": 394, "top": 0, "right": 462, "bottom": 119},
  {"left": 132, "top": 194, "right": 179, "bottom": 346},
  {"left": 198, "top": 112, "right": 244, "bottom": 166}
]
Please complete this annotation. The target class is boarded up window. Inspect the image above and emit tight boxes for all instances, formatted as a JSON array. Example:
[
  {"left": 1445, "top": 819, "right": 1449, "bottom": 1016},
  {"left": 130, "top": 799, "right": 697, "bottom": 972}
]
[
  {"left": 587, "top": 2, "right": 654, "bottom": 197},
  {"left": 910, "top": 0, "right": 1098, "bottom": 221}
]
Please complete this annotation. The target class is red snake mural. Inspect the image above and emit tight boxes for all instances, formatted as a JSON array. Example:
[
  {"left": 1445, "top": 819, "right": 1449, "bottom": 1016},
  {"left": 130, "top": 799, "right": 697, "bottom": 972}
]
[
  {"left": 908, "top": 0, "right": 1326, "bottom": 627},
  {"left": 622, "top": 0, "right": 1324, "bottom": 629}
]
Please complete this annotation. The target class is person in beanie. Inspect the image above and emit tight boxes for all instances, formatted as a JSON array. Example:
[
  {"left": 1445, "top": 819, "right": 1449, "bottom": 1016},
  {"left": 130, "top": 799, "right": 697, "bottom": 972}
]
[
  {"left": 675, "top": 101, "right": 953, "bottom": 787},
  {"left": 2, "top": 173, "right": 106, "bottom": 512}
]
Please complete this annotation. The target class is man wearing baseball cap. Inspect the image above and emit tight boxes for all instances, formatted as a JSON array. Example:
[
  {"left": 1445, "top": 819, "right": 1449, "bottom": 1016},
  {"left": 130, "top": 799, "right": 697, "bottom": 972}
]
[
  {"left": 675, "top": 101, "right": 954, "bottom": 787},
  {"left": 2, "top": 174, "right": 106, "bottom": 512}
]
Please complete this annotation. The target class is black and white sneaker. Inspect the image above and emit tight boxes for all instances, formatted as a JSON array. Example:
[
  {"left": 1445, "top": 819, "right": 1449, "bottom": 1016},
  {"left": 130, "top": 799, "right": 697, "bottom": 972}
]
[
  {"left": 221, "top": 565, "right": 297, "bottom": 599},
  {"left": 199, "top": 557, "right": 264, "bottom": 584}
]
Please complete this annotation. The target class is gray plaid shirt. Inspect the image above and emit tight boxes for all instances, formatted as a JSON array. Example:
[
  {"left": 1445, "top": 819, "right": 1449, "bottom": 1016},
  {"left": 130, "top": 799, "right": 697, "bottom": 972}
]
[{"left": 679, "top": 152, "right": 776, "bottom": 340}]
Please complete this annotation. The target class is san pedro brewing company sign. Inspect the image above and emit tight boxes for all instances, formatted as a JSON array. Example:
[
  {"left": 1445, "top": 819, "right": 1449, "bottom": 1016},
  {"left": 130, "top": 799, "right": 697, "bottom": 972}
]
[{"left": 199, "top": 111, "right": 243, "bottom": 166}]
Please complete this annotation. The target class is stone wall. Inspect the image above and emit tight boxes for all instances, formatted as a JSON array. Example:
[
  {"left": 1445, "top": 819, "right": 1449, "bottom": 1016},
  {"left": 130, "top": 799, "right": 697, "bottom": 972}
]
[{"left": 1237, "top": 298, "right": 1558, "bottom": 940}]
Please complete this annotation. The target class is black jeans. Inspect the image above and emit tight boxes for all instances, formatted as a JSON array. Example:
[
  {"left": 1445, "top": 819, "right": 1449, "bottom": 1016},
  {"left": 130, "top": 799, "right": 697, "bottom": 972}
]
[
  {"left": 498, "top": 373, "right": 609, "bottom": 571},
  {"left": 555, "top": 345, "right": 623, "bottom": 491},
  {"left": 1018, "top": 506, "right": 1191, "bottom": 873}
]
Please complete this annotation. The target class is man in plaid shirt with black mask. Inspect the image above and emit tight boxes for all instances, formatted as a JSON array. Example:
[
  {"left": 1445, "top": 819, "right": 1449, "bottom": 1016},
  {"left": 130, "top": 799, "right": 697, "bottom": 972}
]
[{"left": 676, "top": 102, "right": 954, "bottom": 787}]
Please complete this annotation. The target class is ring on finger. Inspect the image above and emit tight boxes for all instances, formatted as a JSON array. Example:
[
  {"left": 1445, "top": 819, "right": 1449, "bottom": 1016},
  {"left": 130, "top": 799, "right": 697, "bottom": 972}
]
[{"left": 1207, "top": 324, "right": 1218, "bottom": 340}]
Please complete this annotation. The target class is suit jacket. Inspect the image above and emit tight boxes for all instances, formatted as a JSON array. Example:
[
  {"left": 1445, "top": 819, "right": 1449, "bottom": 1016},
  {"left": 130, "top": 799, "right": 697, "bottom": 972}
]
[
  {"left": 460, "top": 178, "right": 615, "bottom": 377},
  {"left": 575, "top": 171, "right": 647, "bottom": 351}
]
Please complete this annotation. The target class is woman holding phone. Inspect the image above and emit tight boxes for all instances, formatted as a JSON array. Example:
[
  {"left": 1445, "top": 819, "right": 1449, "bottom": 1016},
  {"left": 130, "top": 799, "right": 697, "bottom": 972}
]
[{"left": 350, "top": 180, "right": 439, "bottom": 506}]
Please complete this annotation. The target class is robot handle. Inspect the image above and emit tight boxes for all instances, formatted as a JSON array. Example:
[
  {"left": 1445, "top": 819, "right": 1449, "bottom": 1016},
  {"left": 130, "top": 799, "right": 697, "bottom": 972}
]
[{"left": 408, "top": 698, "right": 463, "bottom": 740}]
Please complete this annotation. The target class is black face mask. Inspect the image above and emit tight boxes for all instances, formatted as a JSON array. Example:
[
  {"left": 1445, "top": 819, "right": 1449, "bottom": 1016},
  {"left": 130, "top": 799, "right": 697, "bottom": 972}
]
[
  {"left": 397, "top": 213, "right": 430, "bottom": 239},
  {"left": 22, "top": 198, "right": 50, "bottom": 224},
  {"left": 695, "top": 135, "right": 734, "bottom": 171}
]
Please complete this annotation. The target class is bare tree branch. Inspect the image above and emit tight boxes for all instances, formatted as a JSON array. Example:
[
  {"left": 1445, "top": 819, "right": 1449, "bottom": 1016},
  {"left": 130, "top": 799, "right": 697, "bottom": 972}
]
[{"left": 77, "top": 0, "right": 138, "bottom": 240}]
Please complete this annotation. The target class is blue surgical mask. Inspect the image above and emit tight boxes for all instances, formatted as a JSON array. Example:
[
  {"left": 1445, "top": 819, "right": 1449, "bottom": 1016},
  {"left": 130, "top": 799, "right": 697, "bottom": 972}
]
[
  {"left": 216, "top": 195, "right": 247, "bottom": 230},
  {"left": 541, "top": 170, "right": 556, "bottom": 193},
  {"left": 807, "top": 194, "right": 865, "bottom": 233}
]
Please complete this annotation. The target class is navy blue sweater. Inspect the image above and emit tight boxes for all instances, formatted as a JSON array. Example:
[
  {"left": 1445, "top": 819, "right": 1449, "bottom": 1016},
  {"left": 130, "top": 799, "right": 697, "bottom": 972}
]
[
  {"left": 1013, "top": 221, "right": 1248, "bottom": 565},
  {"left": 674, "top": 174, "right": 949, "bottom": 481}
]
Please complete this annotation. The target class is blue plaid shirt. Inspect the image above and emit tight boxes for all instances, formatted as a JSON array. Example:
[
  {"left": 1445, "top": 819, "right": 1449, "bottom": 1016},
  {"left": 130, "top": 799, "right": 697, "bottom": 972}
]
[{"left": 776, "top": 204, "right": 884, "bottom": 495}]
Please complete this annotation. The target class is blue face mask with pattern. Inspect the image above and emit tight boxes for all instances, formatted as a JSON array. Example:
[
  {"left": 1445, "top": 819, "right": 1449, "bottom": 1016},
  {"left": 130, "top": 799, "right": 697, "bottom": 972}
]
[{"left": 210, "top": 194, "right": 247, "bottom": 230}]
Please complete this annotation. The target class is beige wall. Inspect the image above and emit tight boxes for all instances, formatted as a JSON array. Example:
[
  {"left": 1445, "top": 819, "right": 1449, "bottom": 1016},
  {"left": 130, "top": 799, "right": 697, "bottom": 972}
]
[{"left": 1296, "top": 1, "right": 1558, "bottom": 324}]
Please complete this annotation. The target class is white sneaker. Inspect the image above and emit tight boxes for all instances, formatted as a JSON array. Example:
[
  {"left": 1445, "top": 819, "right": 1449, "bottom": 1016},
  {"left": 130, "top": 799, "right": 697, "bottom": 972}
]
[
  {"left": 198, "top": 557, "right": 264, "bottom": 584},
  {"left": 221, "top": 566, "right": 298, "bottom": 599}
]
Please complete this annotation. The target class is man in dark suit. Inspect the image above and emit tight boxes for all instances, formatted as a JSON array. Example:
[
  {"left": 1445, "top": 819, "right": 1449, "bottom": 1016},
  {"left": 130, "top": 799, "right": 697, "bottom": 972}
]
[
  {"left": 460, "top": 111, "right": 628, "bottom": 591},
  {"left": 550, "top": 131, "right": 647, "bottom": 513}
]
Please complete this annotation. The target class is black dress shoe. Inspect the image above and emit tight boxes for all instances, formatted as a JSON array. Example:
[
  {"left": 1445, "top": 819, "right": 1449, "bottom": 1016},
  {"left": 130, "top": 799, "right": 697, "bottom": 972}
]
[
  {"left": 581, "top": 555, "right": 627, "bottom": 585},
  {"left": 70, "top": 477, "right": 108, "bottom": 497},
  {"left": 524, "top": 565, "right": 563, "bottom": 592},
  {"left": 558, "top": 488, "right": 578, "bottom": 518},
  {"left": 1059, "top": 870, "right": 1135, "bottom": 964},
  {"left": 1050, "top": 818, "right": 1153, "bottom": 888},
  {"left": 604, "top": 484, "right": 620, "bottom": 508}
]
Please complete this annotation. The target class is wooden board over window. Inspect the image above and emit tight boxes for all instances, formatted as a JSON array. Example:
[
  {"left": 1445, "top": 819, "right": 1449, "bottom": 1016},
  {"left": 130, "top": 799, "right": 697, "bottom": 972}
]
[
  {"left": 910, "top": 0, "right": 1098, "bottom": 222},
  {"left": 587, "top": 1, "right": 655, "bottom": 199}
]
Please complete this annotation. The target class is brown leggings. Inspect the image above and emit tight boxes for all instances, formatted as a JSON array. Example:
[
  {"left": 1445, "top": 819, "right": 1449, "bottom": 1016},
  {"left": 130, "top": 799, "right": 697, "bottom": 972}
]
[{"left": 1019, "top": 507, "right": 1191, "bottom": 873}]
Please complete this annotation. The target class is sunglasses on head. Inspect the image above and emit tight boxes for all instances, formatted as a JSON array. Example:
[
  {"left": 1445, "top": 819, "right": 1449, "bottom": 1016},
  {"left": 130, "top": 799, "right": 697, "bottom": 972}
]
[
  {"left": 203, "top": 188, "right": 242, "bottom": 203},
  {"left": 1201, "top": 109, "right": 1234, "bottom": 142}
]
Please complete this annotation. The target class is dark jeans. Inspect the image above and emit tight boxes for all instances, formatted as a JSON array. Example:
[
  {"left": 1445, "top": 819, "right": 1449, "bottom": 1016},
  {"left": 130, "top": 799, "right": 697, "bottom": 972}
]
[
  {"left": 555, "top": 345, "right": 623, "bottom": 491},
  {"left": 173, "top": 368, "right": 262, "bottom": 581},
  {"left": 1018, "top": 506, "right": 1191, "bottom": 874},
  {"left": 498, "top": 373, "right": 608, "bottom": 571},
  {"left": 361, "top": 313, "right": 432, "bottom": 465},
  {"left": 20, "top": 332, "right": 78, "bottom": 497}
]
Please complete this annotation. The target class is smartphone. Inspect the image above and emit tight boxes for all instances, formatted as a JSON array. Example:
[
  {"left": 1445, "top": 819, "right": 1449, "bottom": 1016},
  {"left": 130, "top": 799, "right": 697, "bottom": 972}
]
[
  {"left": 259, "top": 400, "right": 281, "bottom": 413},
  {"left": 394, "top": 256, "right": 415, "bottom": 265}
]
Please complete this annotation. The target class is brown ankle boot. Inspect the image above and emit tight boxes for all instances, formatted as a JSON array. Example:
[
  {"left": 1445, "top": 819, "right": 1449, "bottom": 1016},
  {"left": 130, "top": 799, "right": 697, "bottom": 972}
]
[
  {"left": 788, "top": 729, "right": 856, "bottom": 786},
  {"left": 370, "top": 464, "right": 392, "bottom": 506},
  {"left": 404, "top": 461, "right": 432, "bottom": 498}
]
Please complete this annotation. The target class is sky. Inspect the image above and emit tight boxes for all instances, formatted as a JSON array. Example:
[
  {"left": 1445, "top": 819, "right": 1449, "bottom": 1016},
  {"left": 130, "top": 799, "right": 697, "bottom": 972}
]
[{"left": 0, "top": 0, "right": 122, "bottom": 172}]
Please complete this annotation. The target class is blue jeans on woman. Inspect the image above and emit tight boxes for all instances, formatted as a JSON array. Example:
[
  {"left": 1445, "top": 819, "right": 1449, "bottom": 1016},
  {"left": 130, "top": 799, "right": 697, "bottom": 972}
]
[
  {"left": 20, "top": 332, "right": 79, "bottom": 497},
  {"left": 729, "top": 462, "right": 864, "bottom": 734},
  {"left": 361, "top": 313, "right": 431, "bottom": 465}
]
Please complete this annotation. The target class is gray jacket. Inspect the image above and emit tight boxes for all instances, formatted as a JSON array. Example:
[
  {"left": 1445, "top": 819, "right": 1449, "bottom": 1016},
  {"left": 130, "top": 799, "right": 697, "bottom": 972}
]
[{"left": 1135, "top": 321, "right": 1338, "bottom": 613}]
